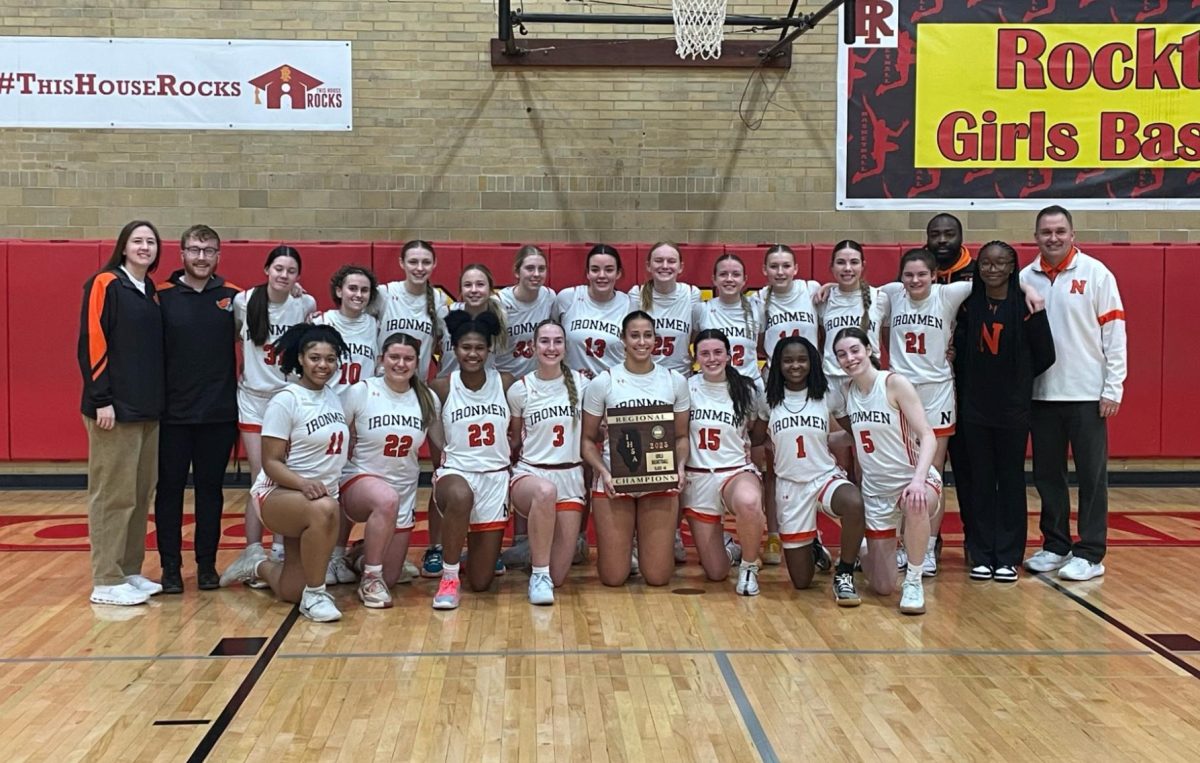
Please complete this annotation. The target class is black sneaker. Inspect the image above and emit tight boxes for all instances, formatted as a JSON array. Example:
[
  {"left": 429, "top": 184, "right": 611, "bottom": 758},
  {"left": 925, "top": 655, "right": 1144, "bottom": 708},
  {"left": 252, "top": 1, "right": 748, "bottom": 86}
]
[
  {"left": 833, "top": 571, "right": 861, "bottom": 607},
  {"left": 812, "top": 538, "right": 833, "bottom": 573},
  {"left": 992, "top": 565, "right": 1019, "bottom": 583},
  {"left": 196, "top": 563, "right": 220, "bottom": 590},
  {"left": 161, "top": 566, "right": 184, "bottom": 595}
]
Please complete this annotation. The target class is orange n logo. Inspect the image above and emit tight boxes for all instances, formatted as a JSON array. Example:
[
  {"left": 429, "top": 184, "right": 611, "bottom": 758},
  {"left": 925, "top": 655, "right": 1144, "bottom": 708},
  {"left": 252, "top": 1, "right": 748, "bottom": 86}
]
[
  {"left": 1071, "top": 279, "right": 1087, "bottom": 294},
  {"left": 979, "top": 323, "right": 1004, "bottom": 355}
]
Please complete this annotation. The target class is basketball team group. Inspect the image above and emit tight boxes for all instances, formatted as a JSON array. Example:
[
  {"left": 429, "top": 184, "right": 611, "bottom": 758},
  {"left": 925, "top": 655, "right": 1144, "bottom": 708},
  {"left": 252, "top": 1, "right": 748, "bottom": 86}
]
[{"left": 77, "top": 205, "right": 1126, "bottom": 622}]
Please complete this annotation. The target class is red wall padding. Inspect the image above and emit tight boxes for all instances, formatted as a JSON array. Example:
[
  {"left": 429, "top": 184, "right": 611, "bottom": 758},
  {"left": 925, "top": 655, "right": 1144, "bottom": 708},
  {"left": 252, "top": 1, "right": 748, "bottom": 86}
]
[
  {"left": 372, "top": 241, "right": 463, "bottom": 299},
  {"left": 1162, "top": 245, "right": 1200, "bottom": 456},
  {"left": 459, "top": 243, "right": 554, "bottom": 289},
  {"left": 10, "top": 241, "right": 103, "bottom": 459},
  {"left": 0, "top": 242, "right": 8, "bottom": 460},
  {"left": 0, "top": 238, "right": 1185, "bottom": 460}
]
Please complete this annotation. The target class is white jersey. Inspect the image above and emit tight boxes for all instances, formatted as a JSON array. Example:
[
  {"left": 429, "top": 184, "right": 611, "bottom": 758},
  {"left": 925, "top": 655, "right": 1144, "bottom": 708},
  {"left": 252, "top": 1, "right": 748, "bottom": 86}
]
[
  {"left": 234, "top": 289, "right": 316, "bottom": 397},
  {"left": 496, "top": 286, "right": 557, "bottom": 377},
  {"left": 686, "top": 376, "right": 758, "bottom": 470},
  {"left": 554, "top": 286, "right": 629, "bottom": 379},
  {"left": 760, "top": 280, "right": 821, "bottom": 361},
  {"left": 818, "top": 286, "right": 890, "bottom": 378},
  {"left": 253, "top": 383, "right": 349, "bottom": 497},
  {"left": 436, "top": 302, "right": 501, "bottom": 379},
  {"left": 341, "top": 376, "right": 438, "bottom": 491},
  {"left": 508, "top": 369, "right": 588, "bottom": 466},
  {"left": 883, "top": 282, "right": 971, "bottom": 384},
  {"left": 314, "top": 309, "right": 378, "bottom": 394},
  {"left": 441, "top": 370, "right": 510, "bottom": 472},
  {"left": 767, "top": 389, "right": 839, "bottom": 483},
  {"left": 695, "top": 296, "right": 764, "bottom": 378},
  {"left": 628, "top": 282, "right": 702, "bottom": 374},
  {"left": 845, "top": 372, "right": 920, "bottom": 496},
  {"left": 583, "top": 363, "right": 690, "bottom": 466},
  {"left": 376, "top": 281, "right": 449, "bottom": 379}
]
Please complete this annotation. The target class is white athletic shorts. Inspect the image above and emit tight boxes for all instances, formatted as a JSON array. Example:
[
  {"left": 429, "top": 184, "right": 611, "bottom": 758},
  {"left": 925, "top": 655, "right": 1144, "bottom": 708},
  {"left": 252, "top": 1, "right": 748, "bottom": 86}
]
[
  {"left": 863, "top": 467, "right": 943, "bottom": 539},
  {"left": 339, "top": 472, "right": 419, "bottom": 531},
  {"left": 776, "top": 469, "right": 854, "bottom": 548},
  {"left": 510, "top": 463, "right": 586, "bottom": 511},
  {"left": 435, "top": 467, "right": 510, "bottom": 532},
  {"left": 237, "top": 389, "right": 274, "bottom": 433},
  {"left": 914, "top": 380, "right": 956, "bottom": 437},
  {"left": 681, "top": 465, "right": 760, "bottom": 523}
]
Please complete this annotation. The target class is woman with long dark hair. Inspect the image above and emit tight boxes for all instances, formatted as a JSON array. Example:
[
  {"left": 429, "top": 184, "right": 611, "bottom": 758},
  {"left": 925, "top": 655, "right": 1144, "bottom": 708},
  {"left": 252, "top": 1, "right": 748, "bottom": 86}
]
[{"left": 78, "top": 221, "right": 166, "bottom": 605}]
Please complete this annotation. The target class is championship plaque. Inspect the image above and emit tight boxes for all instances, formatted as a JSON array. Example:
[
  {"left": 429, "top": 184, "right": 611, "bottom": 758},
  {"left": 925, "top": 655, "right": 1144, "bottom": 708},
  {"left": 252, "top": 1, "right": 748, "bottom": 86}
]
[{"left": 606, "top": 403, "right": 678, "bottom": 494}]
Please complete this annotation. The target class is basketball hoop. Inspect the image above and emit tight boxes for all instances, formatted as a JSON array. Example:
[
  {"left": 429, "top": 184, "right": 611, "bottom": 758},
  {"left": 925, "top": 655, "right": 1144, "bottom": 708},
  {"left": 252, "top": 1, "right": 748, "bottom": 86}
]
[{"left": 672, "top": 0, "right": 727, "bottom": 60}]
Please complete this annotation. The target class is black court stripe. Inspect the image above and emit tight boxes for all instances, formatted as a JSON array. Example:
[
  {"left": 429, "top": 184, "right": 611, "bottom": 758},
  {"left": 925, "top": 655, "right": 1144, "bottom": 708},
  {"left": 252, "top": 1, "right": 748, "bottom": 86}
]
[
  {"left": 154, "top": 720, "right": 210, "bottom": 726},
  {"left": 186, "top": 606, "right": 301, "bottom": 762},
  {"left": 715, "top": 652, "right": 780, "bottom": 763},
  {"left": 1036, "top": 573, "right": 1200, "bottom": 680}
]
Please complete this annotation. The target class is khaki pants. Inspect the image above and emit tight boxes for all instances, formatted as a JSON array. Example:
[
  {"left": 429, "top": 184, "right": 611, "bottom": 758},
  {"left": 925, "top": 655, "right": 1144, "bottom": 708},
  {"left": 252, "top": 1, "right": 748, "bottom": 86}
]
[{"left": 85, "top": 417, "right": 159, "bottom": 586}]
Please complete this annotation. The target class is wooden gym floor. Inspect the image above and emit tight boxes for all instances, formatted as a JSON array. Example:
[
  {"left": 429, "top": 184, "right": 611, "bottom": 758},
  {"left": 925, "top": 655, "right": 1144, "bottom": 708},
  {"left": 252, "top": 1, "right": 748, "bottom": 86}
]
[{"left": 2, "top": 485, "right": 1200, "bottom": 761}]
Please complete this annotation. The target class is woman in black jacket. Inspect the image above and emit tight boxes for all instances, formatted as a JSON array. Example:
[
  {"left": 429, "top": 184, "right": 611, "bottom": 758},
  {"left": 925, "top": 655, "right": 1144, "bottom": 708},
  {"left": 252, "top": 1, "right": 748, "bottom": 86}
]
[
  {"left": 959, "top": 241, "right": 1055, "bottom": 582},
  {"left": 77, "top": 220, "right": 166, "bottom": 606}
]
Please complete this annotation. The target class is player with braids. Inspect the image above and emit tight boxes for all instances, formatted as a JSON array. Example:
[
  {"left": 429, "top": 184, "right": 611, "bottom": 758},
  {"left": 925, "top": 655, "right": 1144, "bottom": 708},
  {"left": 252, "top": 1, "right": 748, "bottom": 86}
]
[
  {"left": 764, "top": 336, "right": 867, "bottom": 605},
  {"left": 315, "top": 264, "right": 379, "bottom": 396},
  {"left": 427, "top": 310, "right": 516, "bottom": 610},
  {"left": 695, "top": 253, "right": 764, "bottom": 382},
  {"left": 437, "top": 263, "right": 510, "bottom": 377},
  {"left": 220, "top": 323, "right": 351, "bottom": 622},
  {"left": 629, "top": 242, "right": 702, "bottom": 376},
  {"left": 225, "top": 245, "right": 316, "bottom": 586},
  {"left": 332, "top": 333, "right": 444, "bottom": 608},
  {"left": 683, "top": 329, "right": 767, "bottom": 595},
  {"left": 506, "top": 320, "right": 590, "bottom": 603}
]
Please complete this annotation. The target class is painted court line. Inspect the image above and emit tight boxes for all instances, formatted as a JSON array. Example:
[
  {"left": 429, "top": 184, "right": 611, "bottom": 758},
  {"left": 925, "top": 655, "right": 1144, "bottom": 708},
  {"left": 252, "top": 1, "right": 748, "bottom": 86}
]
[
  {"left": 716, "top": 651, "right": 780, "bottom": 763},
  {"left": 273, "top": 646, "right": 1151, "bottom": 660},
  {"left": 0, "top": 654, "right": 256, "bottom": 664}
]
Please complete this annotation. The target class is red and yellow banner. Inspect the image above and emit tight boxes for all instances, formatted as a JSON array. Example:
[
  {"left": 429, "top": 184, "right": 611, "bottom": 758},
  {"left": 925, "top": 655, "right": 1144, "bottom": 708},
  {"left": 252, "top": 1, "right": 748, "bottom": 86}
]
[{"left": 838, "top": 1, "right": 1200, "bottom": 209}]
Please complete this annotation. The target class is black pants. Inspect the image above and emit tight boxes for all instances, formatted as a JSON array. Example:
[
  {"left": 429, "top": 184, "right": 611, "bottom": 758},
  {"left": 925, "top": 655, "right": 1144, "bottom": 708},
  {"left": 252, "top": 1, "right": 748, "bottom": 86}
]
[
  {"left": 1030, "top": 401, "right": 1109, "bottom": 563},
  {"left": 962, "top": 422, "right": 1028, "bottom": 568},
  {"left": 947, "top": 428, "right": 972, "bottom": 547},
  {"left": 154, "top": 421, "right": 238, "bottom": 569}
]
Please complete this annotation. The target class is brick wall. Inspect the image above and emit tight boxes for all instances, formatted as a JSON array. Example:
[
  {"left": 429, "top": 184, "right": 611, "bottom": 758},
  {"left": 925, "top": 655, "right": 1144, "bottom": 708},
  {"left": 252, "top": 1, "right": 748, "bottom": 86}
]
[{"left": 0, "top": 2, "right": 1193, "bottom": 246}]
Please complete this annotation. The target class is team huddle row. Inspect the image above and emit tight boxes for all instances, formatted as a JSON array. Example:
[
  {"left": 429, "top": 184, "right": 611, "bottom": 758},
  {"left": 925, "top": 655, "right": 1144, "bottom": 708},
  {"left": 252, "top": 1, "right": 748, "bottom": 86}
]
[{"left": 221, "top": 234, "right": 1028, "bottom": 622}]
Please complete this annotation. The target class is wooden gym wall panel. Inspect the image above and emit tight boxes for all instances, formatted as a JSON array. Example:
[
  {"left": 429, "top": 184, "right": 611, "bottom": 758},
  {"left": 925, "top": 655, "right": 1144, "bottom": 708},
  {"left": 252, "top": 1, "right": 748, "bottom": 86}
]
[
  {"left": 0, "top": 242, "right": 8, "bottom": 459},
  {"left": 1085, "top": 245, "right": 1163, "bottom": 457},
  {"left": 9, "top": 241, "right": 102, "bottom": 459},
  {"left": 1161, "top": 245, "right": 1200, "bottom": 456}
]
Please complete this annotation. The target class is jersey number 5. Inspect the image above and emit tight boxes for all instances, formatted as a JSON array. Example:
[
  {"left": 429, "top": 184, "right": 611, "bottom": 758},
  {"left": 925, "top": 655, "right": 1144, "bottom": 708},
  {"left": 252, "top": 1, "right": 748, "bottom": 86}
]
[
  {"left": 858, "top": 430, "right": 876, "bottom": 454},
  {"left": 468, "top": 422, "right": 496, "bottom": 447}
]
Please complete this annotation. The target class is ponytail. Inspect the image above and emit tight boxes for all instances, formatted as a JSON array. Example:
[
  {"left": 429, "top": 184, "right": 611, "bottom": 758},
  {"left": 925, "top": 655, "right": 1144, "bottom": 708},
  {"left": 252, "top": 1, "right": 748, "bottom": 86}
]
[{"left": 559, "top": 362, "right": 579, "bottom": 410}]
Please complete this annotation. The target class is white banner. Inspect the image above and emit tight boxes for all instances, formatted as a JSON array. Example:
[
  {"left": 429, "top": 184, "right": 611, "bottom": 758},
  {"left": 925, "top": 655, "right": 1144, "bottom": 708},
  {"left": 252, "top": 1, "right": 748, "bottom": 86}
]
[{"left": 0, "top": 37, "right": 352, "bottom": 130}]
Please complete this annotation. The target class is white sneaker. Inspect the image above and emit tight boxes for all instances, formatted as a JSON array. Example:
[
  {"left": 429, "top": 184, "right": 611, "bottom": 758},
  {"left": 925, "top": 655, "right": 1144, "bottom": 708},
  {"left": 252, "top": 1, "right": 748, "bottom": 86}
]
[
  {"left": 528, "top": 572, "right": 555, "bottom": 606},
  {"left": 1024, "top": 549, "right": 1073, "bottom": 573},
  {"left": 899, "top": 580, "right": 926, "bottom": 615},
  {"left": 357, "top": 573, "right": 392, "bottom": 609},
  {"left": 325, "top": 555, "right": 357, "bottom": 585},
  {"left": 300, "top": 589, "right": 342, "bottom": 622},
  {"left": 90, "top": 583, "right": 150, "bottom": 606},
  {"left": 735, "top": 562, "right": 760, "bottom": 596},
  {"left": 270, "top": 542, "right": 285, "bottom": 562},
  {"left": 629, "top": 546, "right": 640, "bottom": 578},
  {"left": 573, "top": 533, "right": 589, "bottom": 565},
  {"left": 1057, "top": 557, "right": 1105, "bottom": 581},
  {"left": 125, "top": 574, "right": 163, "bottom": 596},
  {"left": 397, "top": 561, "right": 419, "bottom": 585},
  {"left": 674, "top": 530, "right": 687, "bottom": 564},
  {"left": 921, "top": 549, "right": 938, "bottom": 578},
  {"left": 724, "top": 532, "right": 742, "bottom": 566},
  {"left": 220, "top": 544, "right": 267, "bottom": 587},
  {"left": 896, "top": 547, "right": 908, "bottom": 571}
]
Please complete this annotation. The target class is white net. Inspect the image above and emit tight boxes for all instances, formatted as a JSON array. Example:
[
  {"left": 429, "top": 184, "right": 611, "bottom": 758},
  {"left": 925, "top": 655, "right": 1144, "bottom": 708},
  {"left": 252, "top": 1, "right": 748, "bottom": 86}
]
[{"left": 672, "top": 0, "right": 727, "bottom": 60}]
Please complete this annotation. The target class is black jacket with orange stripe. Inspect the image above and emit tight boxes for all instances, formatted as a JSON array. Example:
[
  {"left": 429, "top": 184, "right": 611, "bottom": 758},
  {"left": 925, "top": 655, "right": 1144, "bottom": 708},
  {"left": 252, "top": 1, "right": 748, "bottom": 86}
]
[
  {"left": 158, "top": 270, "right": 240, "bottom": 424},
  {"left": 77, "top": 267, "right": 165, "bottom": 421}
]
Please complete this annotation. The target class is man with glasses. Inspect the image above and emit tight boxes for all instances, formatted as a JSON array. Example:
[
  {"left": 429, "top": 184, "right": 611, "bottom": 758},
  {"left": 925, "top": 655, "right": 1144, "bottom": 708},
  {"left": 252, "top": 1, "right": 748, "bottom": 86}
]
[{"left": 154, "top": 225, "right": 241, "bottom": 593}]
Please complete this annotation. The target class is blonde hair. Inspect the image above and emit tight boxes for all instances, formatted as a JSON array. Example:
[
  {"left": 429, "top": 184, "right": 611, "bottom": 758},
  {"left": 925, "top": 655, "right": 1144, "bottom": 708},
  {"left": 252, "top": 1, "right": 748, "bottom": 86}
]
[
  {"left": 762, "top": 244, "right": 796, "bottom": 315},
  {"left": 641, "top": 241, "right": 682, "bottom": 311},
  {"left": 460, "top": 263, "right": 509, "bottom": 350}
]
